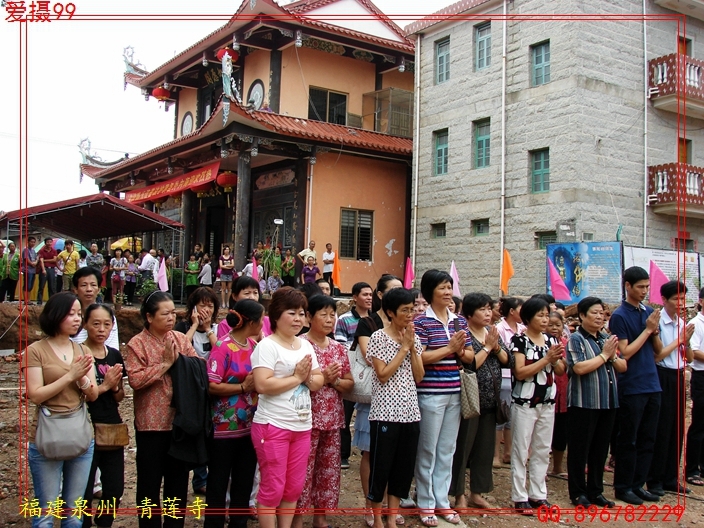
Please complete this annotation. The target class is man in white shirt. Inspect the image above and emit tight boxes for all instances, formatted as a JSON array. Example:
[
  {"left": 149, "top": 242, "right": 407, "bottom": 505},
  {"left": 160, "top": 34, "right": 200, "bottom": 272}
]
[
  {"left": 70, "top": 267, "right": 120, "bottom": 349},
  {"left": 322, "top": 243, "right": 335, "bottom": 291},
  {"left": 241, "top": 260, "right": 263, "bottom": 278},
  {"left": 647, "top": 280, "right": 694, "bottom": 495},
  {"left": 297, "top": 240, "right": 317, "bottom": 265},
  {"left": 137, "top": 249, "right": 157, "bottom": 280},
  {"left": 687, "top": 287, "right": 704, "bottom": 486}
]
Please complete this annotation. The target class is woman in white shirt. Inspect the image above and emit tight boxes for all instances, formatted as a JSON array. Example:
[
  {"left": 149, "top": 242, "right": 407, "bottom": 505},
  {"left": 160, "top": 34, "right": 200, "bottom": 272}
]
[{"left": 251, "top": 287, "right": 325, "bottom": 528}]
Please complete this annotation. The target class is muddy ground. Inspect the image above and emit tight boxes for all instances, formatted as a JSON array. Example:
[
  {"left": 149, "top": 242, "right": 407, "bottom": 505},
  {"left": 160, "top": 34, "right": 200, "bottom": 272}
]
[{"left": 0, "top": 303, "right": 703, "bottom": 527}]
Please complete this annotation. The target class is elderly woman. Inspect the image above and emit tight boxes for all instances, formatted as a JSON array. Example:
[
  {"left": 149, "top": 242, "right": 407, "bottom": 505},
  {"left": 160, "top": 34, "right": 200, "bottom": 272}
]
[
  {"left": 24, "top": 292, "right": 99, "bottom": 528},
  {"left": 451, "top": 293, "right": 512, "bottom": 510},
  {"left": 293, "top": 295, "right": 353, "bottom": 528},
  {"left": 123, "top": 291, "right": 198, "bottom": 528},
  {"left": 205, "top": 299, "right": 264, "bottom": 528},
  {"left": 510, "top": 297, "right": 566, "bottom": 516},
  {"left": 566, "top": 297, "right": 626, "bottom": 508},
  {"left": 251, "top": 287, "right": 325, "bottom": 528},
  {"left": 413, "top": 270, "right": 474, "bottom": 526}
]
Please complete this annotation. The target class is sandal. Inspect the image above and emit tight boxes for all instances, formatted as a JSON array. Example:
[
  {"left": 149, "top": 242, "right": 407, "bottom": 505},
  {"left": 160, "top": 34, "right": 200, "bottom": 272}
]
[
  {"left": 439, "top": 513, "right": 461, "bottom": 525},
  {"left": 419, "top": 515, "right": 438, "bottom": 527},
  {"left": 395, "top": 514, "right": 405, "bottom": 525},
  {"left": 687, "top": 475, "right": 704, "bottom": 486},
  {"left": 364, "top": 509, "right": 374, "bottom": 528}
]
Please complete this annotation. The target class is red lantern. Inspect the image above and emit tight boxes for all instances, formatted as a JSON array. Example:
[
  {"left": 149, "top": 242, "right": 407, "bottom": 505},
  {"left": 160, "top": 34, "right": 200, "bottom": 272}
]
[
  {"left": 216, "top": 171, "right": 238, "bottom": 193},
  {"left": 216, "top": 48, "right": 239, "bottom": 62},
  {"left": 151, "top": 86, "right": 171, "bottom": 101},
  {"left": 192, "top": 182, "right": 212, "bottom": 197}
]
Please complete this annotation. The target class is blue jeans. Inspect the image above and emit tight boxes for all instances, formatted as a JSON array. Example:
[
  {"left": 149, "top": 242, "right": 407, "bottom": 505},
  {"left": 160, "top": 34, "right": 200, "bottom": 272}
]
[
  {"left": 415, "top": 392, "right": 461, "bottom": 512},
  {"left": 37, "top": 268, "right": 55, "bottom": 303},
  {"left": 24, "top": 270, "right": 36, "bottom": 300},
  {"left": 192, "top": 465, "right": 208, "bottom": 491},
  {"left": 28, "top": 440, "right": 95, "bottom": 528}
]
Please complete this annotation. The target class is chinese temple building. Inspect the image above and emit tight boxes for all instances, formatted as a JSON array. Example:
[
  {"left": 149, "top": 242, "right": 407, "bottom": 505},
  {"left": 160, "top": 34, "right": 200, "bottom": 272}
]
[{"left": 80, "top": 0, "right": 414, "bottom": 291}]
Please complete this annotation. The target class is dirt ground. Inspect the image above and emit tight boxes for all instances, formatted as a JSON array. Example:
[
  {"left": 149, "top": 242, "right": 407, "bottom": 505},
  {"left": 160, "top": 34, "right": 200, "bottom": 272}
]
[{"left": 1, "top": 303, "right": 703, "bottom": 527}]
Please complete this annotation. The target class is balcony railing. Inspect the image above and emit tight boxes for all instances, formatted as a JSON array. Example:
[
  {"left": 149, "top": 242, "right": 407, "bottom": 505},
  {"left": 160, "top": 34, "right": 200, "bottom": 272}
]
[
  {"left": 649, "top": 54, "right": 704, "bottom": 118},
  {"left": 362, "top": 88, "right": 414, "bottom": 138},
  {"left": 648, "top": 163, "right": 704, "bottom": 218}
]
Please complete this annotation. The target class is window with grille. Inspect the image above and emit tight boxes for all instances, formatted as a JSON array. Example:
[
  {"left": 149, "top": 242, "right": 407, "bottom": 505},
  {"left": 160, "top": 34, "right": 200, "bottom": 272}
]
[
  {"left": 473, "top": 218, "right": 490, "bottom": 236},
  {"left": 436, "top": 38, "right": 450, "bottom": 84},
  {"left": 537, "top": 231, "right": 557, "bottom": 250},
  {"left": 431, "top": 223, "right": 446, "bottom": 238},
  {"left": 434, "top": 129, "right": 449, "bottom": 175},
  {"left": 475, "top": 120, "right": 490, "bottom": 168},
  {"left": 532, "top": 41, "right": 551, "bottom": 86},
  {"left": 476, "top": 23, "right": 491, "bottom": 70},
  {"left": 308, "top": 87, "right": 348, "bottom": 125},
  {"left": 531, "top": 148, "right": 550, "bottom": 193},
  {"left": 340, "top": 209, "right": 373, "bottom": 260}
]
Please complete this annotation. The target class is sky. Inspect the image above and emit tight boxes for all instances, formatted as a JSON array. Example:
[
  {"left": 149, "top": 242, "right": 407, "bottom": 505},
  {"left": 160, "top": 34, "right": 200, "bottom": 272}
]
[{"left": 0, "top": 0, "right": 454, "bottom": 214}]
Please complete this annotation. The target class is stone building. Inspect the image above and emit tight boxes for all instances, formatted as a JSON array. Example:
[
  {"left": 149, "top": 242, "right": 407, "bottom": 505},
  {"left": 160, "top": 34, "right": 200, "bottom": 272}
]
[{"left": 406, "top": 0, "right": 704, "bottom": 295}]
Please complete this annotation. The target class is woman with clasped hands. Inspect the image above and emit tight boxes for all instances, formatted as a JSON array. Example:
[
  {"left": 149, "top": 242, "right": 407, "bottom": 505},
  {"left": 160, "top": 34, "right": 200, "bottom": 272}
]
[
  {"left": 565, "top": 297, "right": 627, "bottom": 509},
  {"left": 123, "top": 291, "right": 198, "bottom": 528},
  {"left": 24, "top": 292, "right": 99, "bottom": 528},
  {"left": 250, "top": 287, "right": 324, "bottom": 528},
  {"left": 510, "top": 296, "right": 567, "bottom": 516}
]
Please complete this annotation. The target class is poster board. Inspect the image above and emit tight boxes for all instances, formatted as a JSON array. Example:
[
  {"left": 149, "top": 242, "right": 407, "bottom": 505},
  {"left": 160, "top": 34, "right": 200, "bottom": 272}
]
[
  {"left": 546, "top": 242, "right": 623, "bottom": 304},
  {"left": 623, "top": 246, "right": 700, "bottom": 306}
]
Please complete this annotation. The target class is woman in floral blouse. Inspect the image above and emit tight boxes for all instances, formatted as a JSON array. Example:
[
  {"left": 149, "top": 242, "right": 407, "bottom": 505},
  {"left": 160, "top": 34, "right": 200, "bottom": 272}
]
[
  {"left": 123, "top": 291, "right": 198, "bottom": 528},
  {"left": 205, "top": 299, "right": 264, "bottom": 528},
  {"left": 293, "top": 295, "right": 354, "bottom": 528},
  {"left": 450, "top": 293, "right": 513, "bottom": 510}
]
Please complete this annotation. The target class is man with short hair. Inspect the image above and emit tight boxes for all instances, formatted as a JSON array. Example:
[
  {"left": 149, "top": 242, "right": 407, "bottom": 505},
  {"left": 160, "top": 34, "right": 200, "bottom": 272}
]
[
  {"left": 334, "top": 281, "right": 373, "bottom": 469},
  {"left": 322, "top": 243, "right": 335, "bottom": 291},
  {"left": 297, "top": 240, "right": 317, "bottom": 265},
  {"left": 58, "top": 240, "right": 80, "bottom": 292},
  {"left": 70, "top": 266, "right": 120, "bottom": 349},
  {"left": 86, "top": 243, "right": 104, "bottom": 270},
  {"left": 37, "top": 237, "right": 58, "bottom": 305},
  {"left": 138, "top": 249, "right": 156, "bottom": 280},
  {"left": 647, "top": 281, "right": 695, "bottom": 495},
  {"left": 610, "top": 266, "right": 663, "bottom": 505},
  {"left": 194, "top": 243, "right": 204, "bottom": 267},
  {"left": 22, "top": 236, "right": 38, "bottom": 303}
]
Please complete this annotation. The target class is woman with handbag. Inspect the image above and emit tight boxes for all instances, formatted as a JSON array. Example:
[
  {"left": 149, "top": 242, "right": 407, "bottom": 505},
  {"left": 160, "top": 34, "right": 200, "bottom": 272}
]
[
  {"left": 450, "top": 293, "right": 512, "bottom": 510},
  {"left": 205, "top": 299, "right": 264, "bottom": 528},
  {"left": 351, "top": 274, "right": 402, "bottom": 527},
  {"left": 367, "top": 287, "right": 425, "bottom": 528},
  {"left": 413, "top": 270, "right": 473, "bottom": 527},
  {"left": 293, "top": 295, "right": 353, "bottom": 528},
  {"left": 123, "top": 291, "right": 199, "bottom": 528},
  {"left": 24, "top": 291, "right": 99, "bottom": 528},
  {"left": 80, "top": 304, "right": 126, "bottom": 528}
]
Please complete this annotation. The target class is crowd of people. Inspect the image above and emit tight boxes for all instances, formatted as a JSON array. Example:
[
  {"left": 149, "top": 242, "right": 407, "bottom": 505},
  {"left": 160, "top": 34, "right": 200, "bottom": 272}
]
[{"left": 20, "top": 251, "right": 704, "bottom": 527}]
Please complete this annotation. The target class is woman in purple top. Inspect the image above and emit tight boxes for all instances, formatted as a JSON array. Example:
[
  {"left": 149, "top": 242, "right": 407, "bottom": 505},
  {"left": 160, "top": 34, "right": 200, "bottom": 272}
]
[{"left": 300, "top": 256, "right": 321, "bottom": 285}]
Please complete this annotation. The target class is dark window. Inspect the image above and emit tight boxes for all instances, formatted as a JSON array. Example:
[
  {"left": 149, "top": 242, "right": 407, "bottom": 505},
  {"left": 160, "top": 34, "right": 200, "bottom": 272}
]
[
  {"left": 309, "top": 87, "right": 347, "bottom": 125},
  {"left": 340, "top": 209, "right": 373, "bottom": 260}
]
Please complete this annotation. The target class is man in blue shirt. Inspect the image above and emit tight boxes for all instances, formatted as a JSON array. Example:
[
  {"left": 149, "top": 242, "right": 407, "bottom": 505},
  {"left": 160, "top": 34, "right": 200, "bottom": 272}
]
[
  {"left": 609, "top": 266, "right": 663, "bottom": 505},
  {"left": 646, "top": 280, "right": 694, "bottom": 495}
]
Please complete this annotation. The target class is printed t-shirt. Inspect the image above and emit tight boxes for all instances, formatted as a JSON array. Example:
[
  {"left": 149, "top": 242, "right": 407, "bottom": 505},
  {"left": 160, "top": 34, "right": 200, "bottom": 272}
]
[
  {"left": 251, "top": 337, "right": 320, "bottom": 432},
  {"left": 88, "top": 346, "right": 125, "bottom": 424},
  {"left": 208, "top": 336, "right": 258, "bottom": 439}
]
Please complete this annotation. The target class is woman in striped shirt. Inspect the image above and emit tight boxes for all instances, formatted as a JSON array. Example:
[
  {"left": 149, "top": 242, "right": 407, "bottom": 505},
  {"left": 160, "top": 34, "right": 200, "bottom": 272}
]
[
  {"left": 565, "top": 296, "right": 626, "bottom": 509},
  {"left": 413, "top": 270, "right": 473, "bottom": 527}
]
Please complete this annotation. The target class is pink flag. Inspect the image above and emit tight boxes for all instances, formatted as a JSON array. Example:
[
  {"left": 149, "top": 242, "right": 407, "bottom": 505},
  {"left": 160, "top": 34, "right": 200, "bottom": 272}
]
[
  {"left": 547, "top": 258, "right": 571, "bottom": 301},
  {"left": 403, "top": 257, "right": 414, "bottom": 289},
  {"left": 251, "top": 258, "right": 259, "bottom": 281},
  {"left": 648, "top": 260, "right": 669, "bottom": 305},
  {"left": 157, "top": 259, "right": 169, "bottom": 292},
  {"left": 450, "top": 261, "right": 461, "bottom": 297}
]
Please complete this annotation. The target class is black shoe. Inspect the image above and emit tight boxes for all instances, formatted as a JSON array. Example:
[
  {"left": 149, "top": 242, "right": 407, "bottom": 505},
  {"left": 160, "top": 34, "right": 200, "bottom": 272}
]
[
  {"left": 615, "top": 490, "right": 643, "bottom": 505},
  {"left": 572, "top": 495, "right": 591, "bottom": 507},
  {"left": 514, "top": 502, "right": 533, "bottom": 516},
  {"left": 662, "top": 482, "right": 692, "bottom": 494},
  {"left": 647, "top": 486, "right": 665, "bottom": 497},
  {"left": 589, "top": 495, "right": 615, "bottom": 508},
  {"left": 528, "top": 499, "right": 551, "bottom": 509},
  {"left": 632, "top": 487, "right": 660, "bottom": 502}
]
